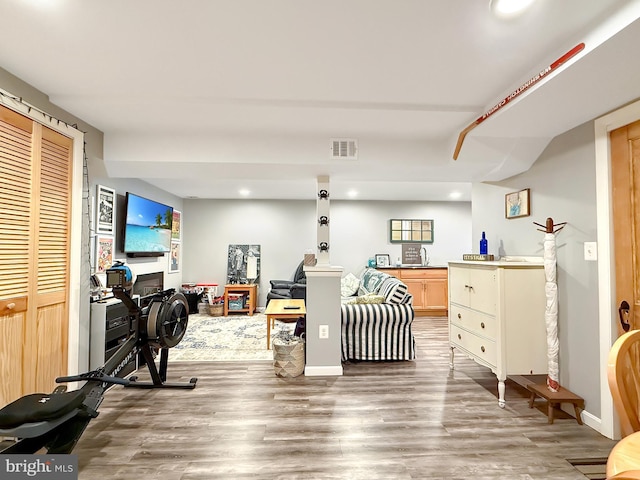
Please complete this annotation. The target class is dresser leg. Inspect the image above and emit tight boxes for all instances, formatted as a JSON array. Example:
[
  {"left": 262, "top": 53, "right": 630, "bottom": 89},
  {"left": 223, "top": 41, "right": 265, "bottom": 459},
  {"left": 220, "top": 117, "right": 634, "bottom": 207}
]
[
  {"left": 449, "top": 346, "right": 455, "bottom": 369},
  {"left": 498, "top": 380, "right": 506, "bottom": 408}
]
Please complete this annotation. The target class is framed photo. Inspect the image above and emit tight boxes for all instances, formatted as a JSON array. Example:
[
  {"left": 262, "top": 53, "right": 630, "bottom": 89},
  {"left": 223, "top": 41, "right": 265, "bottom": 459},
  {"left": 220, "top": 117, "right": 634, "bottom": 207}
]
[
  {"left": 169, "top": 241, "right": 180, "bottom": 274},
  {"left": 96, "top": 184, "right": 116, "bottom": 235},
  {"left": 95, "top": 235, "right": 114, "bottom": 273},
  {"left": 172, "top": 210, "right": 181, "bottom": 241},
  {"left": 375, "top": 254, "right": 391, "bottom": 268},
  {"left": 505, "top": 188, "right": 531, "bottom": 219}
]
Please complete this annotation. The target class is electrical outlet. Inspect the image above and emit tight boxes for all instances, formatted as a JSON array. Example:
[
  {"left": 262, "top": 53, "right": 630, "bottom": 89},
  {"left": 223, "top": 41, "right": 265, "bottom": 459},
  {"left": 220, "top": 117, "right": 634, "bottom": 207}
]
[{"left": 319, "top": 325, "right": 329, "bottom": 339}]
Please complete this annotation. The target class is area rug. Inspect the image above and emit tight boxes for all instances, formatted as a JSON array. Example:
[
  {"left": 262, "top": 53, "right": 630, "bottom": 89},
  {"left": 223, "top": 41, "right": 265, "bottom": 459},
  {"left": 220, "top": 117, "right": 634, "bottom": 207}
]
[{"left": 169, "top": 312, "right": 297, "bottom": 361}]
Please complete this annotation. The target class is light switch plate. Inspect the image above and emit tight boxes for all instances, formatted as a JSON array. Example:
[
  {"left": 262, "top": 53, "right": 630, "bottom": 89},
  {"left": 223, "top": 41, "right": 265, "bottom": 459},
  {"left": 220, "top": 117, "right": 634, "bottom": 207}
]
[{"left": 584, "top": 242, "right": 597, "bottom": 261}]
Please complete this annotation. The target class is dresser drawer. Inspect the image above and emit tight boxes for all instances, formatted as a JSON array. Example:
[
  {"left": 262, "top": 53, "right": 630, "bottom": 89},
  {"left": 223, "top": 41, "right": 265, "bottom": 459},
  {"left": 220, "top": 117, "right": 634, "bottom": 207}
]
[
  {"left": 450, "top": 324, "right": 497, "bottom": 368},
  {"left": 450, "top": 305, "right": 496, "bottom": 340}
]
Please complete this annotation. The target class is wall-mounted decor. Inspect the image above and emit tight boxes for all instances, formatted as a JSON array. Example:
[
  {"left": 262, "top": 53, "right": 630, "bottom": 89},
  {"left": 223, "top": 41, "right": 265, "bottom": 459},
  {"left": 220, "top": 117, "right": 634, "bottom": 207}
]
[
  {"left": 96, "top": 184, "right": 115, "bottom": 235},
  {"left": 95, "top": 235, "right": 114, "bottom": 273},
  {"left": 389, "top": 219, "right": 434, "bottom": 244},
  {"left": 172, "top": 210, "right": 181, "bottom": 241},
  {"left": 505, "top": 188, "right": 531, "bottom": 219},
  {"left": 227, "top": 244, "right": 261, "bottom": 284},
  {"left": 375, "top": 254, "right": 390, "bottom": 267},
  {"left": 169, "top": 241, "right": 180, "bottom": 274}
]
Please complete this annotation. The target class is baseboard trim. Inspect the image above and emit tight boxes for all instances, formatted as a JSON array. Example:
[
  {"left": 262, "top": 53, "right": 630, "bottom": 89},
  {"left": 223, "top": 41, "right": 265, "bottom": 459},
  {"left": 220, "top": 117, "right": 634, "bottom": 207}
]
[{"left": 305, "top": 365, "right": 343, "bottom": 376}]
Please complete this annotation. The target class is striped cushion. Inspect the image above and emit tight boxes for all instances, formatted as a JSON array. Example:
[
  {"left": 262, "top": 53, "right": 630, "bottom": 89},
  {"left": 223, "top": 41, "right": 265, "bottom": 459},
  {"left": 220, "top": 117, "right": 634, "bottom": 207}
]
[{"left": 379, "top": 277, "right": 409, "bottom": 304}]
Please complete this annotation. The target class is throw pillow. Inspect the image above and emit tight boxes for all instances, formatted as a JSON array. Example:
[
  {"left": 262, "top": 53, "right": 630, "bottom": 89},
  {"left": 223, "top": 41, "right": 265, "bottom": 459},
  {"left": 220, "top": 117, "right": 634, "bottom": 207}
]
[
  {"left": 358, "top": 268, "right": 390, "bottom": 296},
  {"left": 340, "top": 273, "right": 360, "bottom": 297},
  {"left": 346, "top": 294, "right": 386, "bottom": 305},
  {"left": 379, "top": 277, "right": 409, "bottom": 305}
]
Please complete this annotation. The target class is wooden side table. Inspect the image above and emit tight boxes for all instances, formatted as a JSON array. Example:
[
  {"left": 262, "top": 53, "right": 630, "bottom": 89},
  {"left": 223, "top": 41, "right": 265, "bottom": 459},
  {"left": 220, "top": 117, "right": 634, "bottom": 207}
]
[{"left": 223, "top": 284, "right": 257, "bottom": 316}]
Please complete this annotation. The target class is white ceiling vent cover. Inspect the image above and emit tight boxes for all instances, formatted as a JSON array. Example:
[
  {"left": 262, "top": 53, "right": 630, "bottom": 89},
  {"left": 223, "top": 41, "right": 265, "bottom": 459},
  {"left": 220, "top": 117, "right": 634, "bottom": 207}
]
[{"left": 330, "top": 138, "right": 358, "bottom": 160}]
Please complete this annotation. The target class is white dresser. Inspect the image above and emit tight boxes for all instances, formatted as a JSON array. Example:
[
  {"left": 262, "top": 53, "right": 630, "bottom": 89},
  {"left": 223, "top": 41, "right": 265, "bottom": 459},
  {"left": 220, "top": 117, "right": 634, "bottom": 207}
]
[{"left": 448, "top": 259, "right": 547, "bottom": 407}]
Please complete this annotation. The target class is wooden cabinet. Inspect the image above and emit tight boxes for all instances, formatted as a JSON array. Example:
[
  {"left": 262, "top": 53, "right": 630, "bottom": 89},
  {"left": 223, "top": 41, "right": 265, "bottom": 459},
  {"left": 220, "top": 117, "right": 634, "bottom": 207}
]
[
  {"left": 381, "top": 267, "right": 448, "bottom": 316},
  {"left": 448, "top": 260, "right": 547, "bottom": 407}
]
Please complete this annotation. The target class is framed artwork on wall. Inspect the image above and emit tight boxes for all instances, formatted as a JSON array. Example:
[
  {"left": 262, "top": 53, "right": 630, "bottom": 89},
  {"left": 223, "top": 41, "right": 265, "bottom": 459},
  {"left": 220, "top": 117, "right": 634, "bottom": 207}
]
[
  {"left": 96, "top": 184, "right": 115, "bottom": 235},
  {"left": 95, "top": 235, "right": 114, "bottom": 273},
  {"left": 172, "top": 210, "right": 181, "bottom": 241},
  {"left": 169, "top": 241, "right": 180, "bottom": 274},
  {"left": 505, "top": 188, "right": 531, "bottom": 219},
  {"left": 389, "top": 219, "right": 434, "bottom": 243}
]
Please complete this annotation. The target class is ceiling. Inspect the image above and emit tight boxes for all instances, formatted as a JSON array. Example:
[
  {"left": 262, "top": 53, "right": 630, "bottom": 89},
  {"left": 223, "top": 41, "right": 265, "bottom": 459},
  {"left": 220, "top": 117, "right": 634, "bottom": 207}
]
[{"left": 2, "top": 0, "right": 640, "bottom": 201}]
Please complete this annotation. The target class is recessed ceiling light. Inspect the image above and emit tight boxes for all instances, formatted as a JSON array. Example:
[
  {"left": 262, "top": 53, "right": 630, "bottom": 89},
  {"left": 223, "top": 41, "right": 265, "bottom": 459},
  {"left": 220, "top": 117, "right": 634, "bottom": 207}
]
[
  {"left": 347, "top": 189, "right": 358, "bottom": 198},
  {"left": 490, "top": 0, "right": 535, "bottom": 17},
  {"left": 239, "top": 188, "right": 250, "bottom": 197},
  {"left": 449, "top": 191, "right": 463, "bottom": 199}
]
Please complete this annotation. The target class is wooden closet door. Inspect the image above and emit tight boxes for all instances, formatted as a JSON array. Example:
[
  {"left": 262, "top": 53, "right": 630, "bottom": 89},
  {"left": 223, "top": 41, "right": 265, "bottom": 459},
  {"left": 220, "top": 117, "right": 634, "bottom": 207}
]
[
  {"left": 0, "top": 105, "right": 72, "bottom": 405},
  {"left": 0, "top": 106, "right": 32, "bottom": 404}
]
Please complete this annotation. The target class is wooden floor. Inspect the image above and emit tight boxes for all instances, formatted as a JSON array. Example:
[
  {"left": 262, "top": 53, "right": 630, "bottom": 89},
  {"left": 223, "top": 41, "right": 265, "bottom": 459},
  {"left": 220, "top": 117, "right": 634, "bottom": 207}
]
[{"left": 75, "top": 317, "right": 617, "bottom": 479}]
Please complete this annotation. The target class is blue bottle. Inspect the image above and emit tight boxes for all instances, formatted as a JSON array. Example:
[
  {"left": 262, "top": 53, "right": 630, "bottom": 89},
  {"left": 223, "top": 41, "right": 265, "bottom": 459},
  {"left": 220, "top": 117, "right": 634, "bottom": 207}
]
[{"left": 480, "top": 232, "right": 488, "bottom": 255}]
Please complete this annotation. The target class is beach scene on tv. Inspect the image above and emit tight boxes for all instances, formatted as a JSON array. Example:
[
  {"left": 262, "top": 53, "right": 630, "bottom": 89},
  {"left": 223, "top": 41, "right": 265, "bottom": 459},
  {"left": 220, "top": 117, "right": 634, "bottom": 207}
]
[{"left": 124, "top": 194, "right": 173, "bottom": 253}]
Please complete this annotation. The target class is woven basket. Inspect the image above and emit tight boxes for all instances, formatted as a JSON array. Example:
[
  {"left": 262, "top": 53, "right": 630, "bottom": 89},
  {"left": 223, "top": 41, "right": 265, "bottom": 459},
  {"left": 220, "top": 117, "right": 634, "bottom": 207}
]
[
  {"left": 207, "top": 303, "right": 223, "bottom": 316},
  {"left": 272, "top": 338, "right": 305, "bottom": 377}
]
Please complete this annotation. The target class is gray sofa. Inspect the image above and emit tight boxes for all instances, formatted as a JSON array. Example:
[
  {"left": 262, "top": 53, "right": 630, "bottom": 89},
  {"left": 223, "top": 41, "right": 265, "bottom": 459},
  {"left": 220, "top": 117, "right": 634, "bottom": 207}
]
[{"left": 340, "top": 268, "right": 415, "bottom": 361}]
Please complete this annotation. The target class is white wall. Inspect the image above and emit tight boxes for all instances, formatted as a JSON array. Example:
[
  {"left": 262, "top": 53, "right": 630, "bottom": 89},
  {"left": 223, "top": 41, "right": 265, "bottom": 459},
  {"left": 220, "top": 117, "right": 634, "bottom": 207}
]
[
  {"left": 183, "top": 199, "right": 472, "bottom": 307},
  {"left": 471, "top": 120, "right": 601, "bottom": 417}
]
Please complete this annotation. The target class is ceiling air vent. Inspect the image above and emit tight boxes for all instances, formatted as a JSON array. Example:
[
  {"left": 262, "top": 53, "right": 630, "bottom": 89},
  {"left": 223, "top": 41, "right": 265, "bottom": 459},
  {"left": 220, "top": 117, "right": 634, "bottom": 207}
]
[{"left": 330, "top": 138, "right": 358, "bottom": 160}]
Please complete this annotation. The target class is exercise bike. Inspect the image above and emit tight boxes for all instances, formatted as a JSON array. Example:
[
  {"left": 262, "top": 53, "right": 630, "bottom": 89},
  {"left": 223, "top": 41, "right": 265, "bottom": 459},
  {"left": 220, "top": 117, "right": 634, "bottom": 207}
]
[{"left": 0, "top": 263, "right": 197, "bottom": 454}]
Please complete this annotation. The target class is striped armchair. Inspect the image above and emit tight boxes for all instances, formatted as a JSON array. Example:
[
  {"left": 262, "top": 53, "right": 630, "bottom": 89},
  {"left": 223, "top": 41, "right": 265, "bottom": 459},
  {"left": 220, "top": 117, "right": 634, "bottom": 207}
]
[{"left": 341, "top": 268, "right": 415, "bottom": 361}]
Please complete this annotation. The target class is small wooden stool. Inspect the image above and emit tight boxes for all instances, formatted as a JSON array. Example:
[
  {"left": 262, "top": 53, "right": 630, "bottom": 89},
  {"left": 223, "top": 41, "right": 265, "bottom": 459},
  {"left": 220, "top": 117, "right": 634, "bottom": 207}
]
[{"left": 527, "top": 383, "right": 584, "bottom": 425}]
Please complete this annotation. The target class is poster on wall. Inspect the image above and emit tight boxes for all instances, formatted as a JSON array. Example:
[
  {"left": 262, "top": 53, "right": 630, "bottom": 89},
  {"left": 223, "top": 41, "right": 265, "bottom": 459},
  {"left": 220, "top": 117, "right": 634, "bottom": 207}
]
[
  {"left": 169, "top": 241, "right": 180, "bottom": 274},
  {"left": 226, "top": 244, "right": 260, "bottom": 284},
  {"left": 96, "top": 235, "right": 114, "bottom": 273},
  {"left": 96, "top": 184, "right": 115, "bottom": 235},
  {"left": 172, "top": 210, "right": 181, "bottom": 241}
]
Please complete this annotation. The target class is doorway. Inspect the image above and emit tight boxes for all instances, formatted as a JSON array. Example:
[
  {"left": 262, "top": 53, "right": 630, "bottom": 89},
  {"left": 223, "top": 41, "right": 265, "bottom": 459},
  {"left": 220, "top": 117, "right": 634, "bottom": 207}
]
[{"left": 595, "top": 98, "right": 640, "bottom": 439}]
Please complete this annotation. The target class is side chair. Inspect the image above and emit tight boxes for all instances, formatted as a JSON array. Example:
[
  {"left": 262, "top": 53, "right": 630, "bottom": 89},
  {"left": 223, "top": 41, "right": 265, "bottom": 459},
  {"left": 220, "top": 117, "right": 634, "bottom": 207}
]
[{"left": 606, "top": 329, "right": 640, "bottom": 479}]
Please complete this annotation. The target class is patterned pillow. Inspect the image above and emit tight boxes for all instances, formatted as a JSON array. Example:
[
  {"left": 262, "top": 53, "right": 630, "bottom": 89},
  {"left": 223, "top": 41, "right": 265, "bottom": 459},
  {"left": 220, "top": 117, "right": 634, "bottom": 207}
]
[
  {"left": 379, "top": 277, "right": 409, "bottom": 305},
  {"left": 346, "top": 294, "right": 386, "bottom": 305},
  {"left": 340, "top": 273, "right": 360, "bottom": 297},
  {"left": 358, "top": 268, "right": 390, "bottom": 296}
]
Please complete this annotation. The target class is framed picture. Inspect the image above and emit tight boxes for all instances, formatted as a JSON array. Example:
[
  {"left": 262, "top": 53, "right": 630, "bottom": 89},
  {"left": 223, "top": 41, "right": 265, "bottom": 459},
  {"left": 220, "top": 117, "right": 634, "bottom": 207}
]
[
  {"left": 169, "top": 241, "right": 180, "bottom": 274},
  {"left": 96, "top": 185, "right": 116, "bottom": 235},
  {"left": 226, "top": 244, "right": 261, "bottom": 284},
  {"left": 375, "top": 254, "right": 391, "bottom": 268},
  {"left": 505, "top": 188, "right": 531, "bottom": 219},
  {"left": 172, "top": 210, "right": 181, "bottom": 241},
  {"left": 95, "top": 235, "right": 114, "bottom": 273}
]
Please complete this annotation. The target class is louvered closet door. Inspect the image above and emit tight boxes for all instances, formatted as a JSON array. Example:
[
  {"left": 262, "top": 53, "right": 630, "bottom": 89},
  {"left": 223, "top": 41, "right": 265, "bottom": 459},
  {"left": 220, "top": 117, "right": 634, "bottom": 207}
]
[{"left": 0, "top": 105, "right": 72, "bottom": 404}]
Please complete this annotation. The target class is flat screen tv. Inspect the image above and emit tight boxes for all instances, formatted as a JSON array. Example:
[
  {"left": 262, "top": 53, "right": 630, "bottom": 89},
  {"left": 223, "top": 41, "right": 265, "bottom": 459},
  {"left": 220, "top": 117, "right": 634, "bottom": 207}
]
[{"left": 123, "top": 192, "right": 173, "bottom": 256}]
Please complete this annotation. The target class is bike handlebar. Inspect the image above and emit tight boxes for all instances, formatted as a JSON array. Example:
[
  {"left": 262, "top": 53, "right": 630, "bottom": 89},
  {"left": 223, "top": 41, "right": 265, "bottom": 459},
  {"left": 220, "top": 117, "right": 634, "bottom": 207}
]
[{"left": 56, "top": 372, "right": 131, "bottom": 386}]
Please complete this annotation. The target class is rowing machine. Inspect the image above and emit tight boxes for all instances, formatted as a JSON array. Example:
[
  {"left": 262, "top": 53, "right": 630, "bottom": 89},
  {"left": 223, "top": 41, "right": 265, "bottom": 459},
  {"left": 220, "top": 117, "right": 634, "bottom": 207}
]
[{"left": 0, "top": 263, "right": 197, "bottom": 454}]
